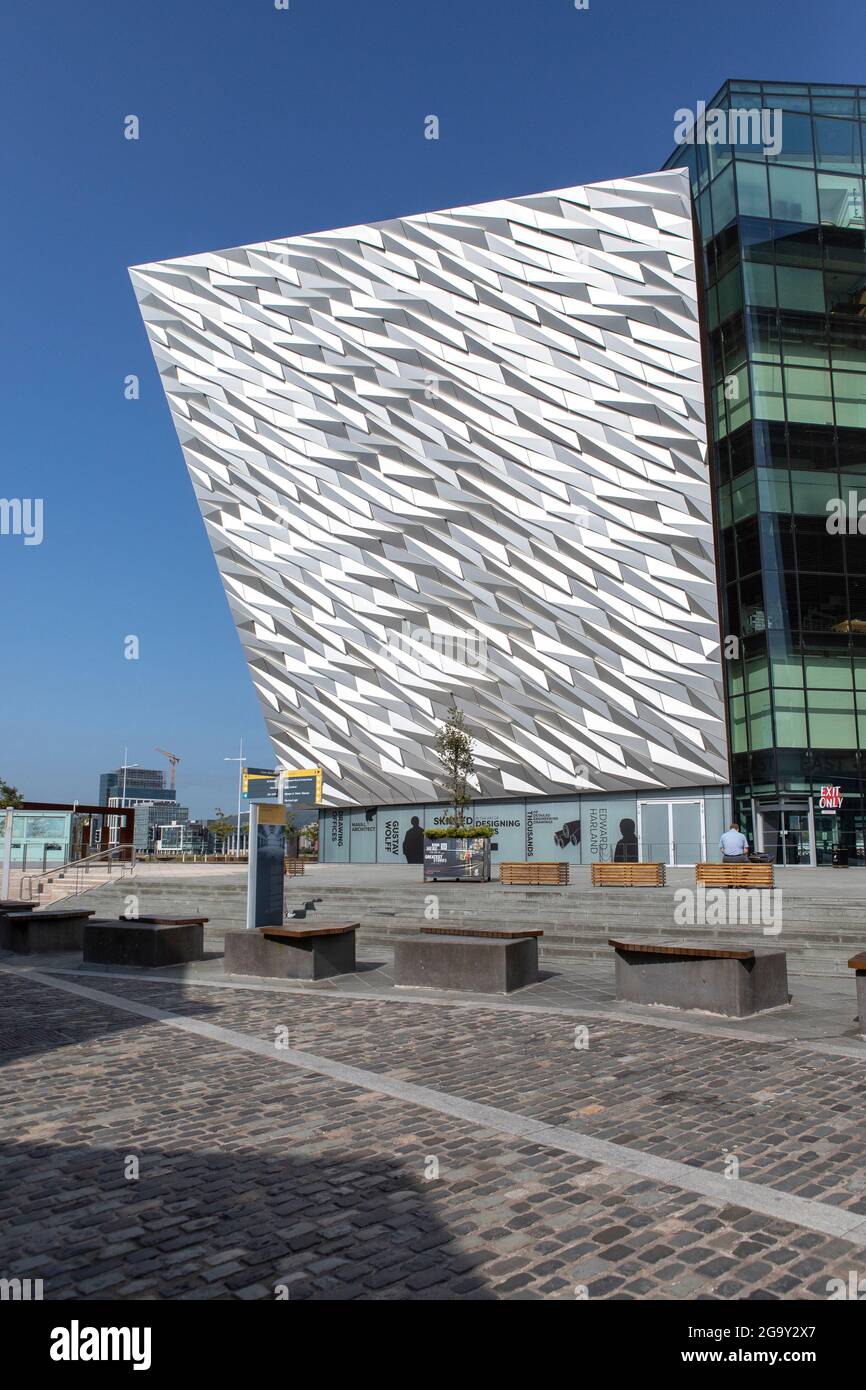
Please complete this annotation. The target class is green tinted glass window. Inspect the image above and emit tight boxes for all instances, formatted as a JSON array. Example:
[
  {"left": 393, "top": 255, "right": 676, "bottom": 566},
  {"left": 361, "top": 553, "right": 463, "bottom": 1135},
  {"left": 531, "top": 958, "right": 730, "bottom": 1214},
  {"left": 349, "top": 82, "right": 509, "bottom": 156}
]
[
  {"left": 814, "top": 117, "right": 861, "bottom": 173},
  {"left": 771, "top": 111, "right": 814, "bottom": 164},
  {"left": 769, "top": 165, "right": 818, "bottom": 223},
  {"left": 776, "top": 266, "right": 824, "bottom": 312},
  {"left": 805, "top": 656, "right": 853, "bottom": 689},
  {"left": 790, "top": 471, "right": 842, "bottom": 514},
  {"left": 736, "top": 160, "right": 770, "bottom": 217},
  {"left": 774, "top": 689, "right": 807, "bottom": 745},
  {"left": 784, "top": 366, "right": 834, "bottom": 424},
  {"left": 833, "top": 371, "right": 866, "bottom": 429},
  {"left": 711, "top": 165, "right": 736, "bottom": 233},
  {"left": 818, "top": 172, "right": 865, "bottom": 228},
  {"left": 808, "top": 689, "right": 857, "bottom": 746},
  {"left": 752, "top": 363, "right": 785, "bottom": 421},
  {"left": 757, "top": 470, "right": 792, "bottom": 511},
  {"left": 743, "top": 262, "right": 776, "bottom": 307},
  {"left": 730, "top": 695, "right": 748, "bottom": 753}
]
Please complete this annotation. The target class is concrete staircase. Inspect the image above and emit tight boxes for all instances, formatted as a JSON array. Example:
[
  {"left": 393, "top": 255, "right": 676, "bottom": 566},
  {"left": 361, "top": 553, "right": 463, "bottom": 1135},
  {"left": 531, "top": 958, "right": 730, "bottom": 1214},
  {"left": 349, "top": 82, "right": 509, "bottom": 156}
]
[
  {"left": 6, "top": 861, "right": 130, "bottom": 908},
  {"left": 52, "top": 874, "right": 866, "bottom": 976}
]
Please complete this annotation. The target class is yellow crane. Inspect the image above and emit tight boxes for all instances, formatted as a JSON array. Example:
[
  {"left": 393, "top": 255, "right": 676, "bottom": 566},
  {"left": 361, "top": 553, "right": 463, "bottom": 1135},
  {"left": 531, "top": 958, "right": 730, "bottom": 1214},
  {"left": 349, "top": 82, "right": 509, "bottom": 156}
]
[{"left": 155, "top": 747, "right": 181, "bottom": 790}]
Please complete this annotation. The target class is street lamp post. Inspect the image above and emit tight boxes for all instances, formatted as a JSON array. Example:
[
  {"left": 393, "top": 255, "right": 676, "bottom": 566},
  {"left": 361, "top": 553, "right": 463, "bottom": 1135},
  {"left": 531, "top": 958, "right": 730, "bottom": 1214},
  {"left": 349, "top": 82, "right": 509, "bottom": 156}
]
[
  {"left": 224, "top": 738, "right": 246, "bottom": 857},
  {"left": 117, "top": 748, "right": 139, "bottom": 854}
]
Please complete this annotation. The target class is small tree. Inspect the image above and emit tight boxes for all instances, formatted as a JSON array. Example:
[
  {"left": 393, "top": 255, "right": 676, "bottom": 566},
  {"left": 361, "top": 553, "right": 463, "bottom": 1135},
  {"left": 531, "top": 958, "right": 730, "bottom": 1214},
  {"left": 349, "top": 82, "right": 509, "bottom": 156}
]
[
  {"left": 210, "top": 808, "right": 235, "bottom": 854},
  {"left": 0, "top": 779, "right": 22, "bottom": 809},
  {"left": 434, "top": 700, "right": 475, "bottom": 827}
]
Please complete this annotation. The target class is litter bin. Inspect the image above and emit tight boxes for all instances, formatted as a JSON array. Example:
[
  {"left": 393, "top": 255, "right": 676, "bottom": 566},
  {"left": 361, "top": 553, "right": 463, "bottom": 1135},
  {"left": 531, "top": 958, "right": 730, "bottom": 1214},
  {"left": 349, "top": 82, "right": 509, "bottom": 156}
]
[{"left": 832, "top": 847, "right": 849, "bottom": 867}]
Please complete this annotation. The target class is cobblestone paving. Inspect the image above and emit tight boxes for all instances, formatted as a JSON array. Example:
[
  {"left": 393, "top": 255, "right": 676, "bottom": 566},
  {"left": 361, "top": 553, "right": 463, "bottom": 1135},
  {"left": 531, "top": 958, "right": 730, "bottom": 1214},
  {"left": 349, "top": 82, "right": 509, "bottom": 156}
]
[
  {"left": 0, "top": 971, "right": 863, "bottom": 1301},
  {"left": 88, "top": 976, "right": 866, "bottom": 1214}
]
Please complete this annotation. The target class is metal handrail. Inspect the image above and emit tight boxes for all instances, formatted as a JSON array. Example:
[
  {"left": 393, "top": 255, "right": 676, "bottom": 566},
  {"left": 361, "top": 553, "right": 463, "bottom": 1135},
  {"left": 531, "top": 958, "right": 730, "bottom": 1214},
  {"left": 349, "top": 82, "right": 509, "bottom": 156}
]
[{"left": 23, "top": 845, "right": 137, "bottom": 901}]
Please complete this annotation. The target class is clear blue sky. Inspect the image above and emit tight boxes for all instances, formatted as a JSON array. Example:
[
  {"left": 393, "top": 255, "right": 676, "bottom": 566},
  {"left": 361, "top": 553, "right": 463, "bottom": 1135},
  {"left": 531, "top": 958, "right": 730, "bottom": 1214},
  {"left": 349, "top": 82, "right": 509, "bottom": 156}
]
[{"left": 2, "top": 0, "right": 862, "bottom": 817}]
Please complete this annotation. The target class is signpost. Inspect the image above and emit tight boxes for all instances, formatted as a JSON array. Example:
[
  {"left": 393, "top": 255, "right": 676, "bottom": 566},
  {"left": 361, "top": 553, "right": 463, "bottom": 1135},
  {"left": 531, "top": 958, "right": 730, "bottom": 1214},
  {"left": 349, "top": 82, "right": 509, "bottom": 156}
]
[{"left": 245, "top": 803, "right": 287, "bottom": 929}]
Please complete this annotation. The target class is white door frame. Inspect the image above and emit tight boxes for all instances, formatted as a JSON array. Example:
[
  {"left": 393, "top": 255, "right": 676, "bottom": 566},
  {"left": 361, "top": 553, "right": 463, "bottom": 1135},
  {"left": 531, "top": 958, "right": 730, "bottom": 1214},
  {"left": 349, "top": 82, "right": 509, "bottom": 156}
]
[{"left": 637, "top": 799, "right": 706, "bottom": 867}]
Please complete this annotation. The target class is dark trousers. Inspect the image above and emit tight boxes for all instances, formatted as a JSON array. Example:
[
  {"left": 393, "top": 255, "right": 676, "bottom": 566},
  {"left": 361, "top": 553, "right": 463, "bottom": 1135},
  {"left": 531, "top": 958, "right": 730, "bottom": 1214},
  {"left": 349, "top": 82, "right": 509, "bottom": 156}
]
[{"left": 722, "top": 853, "right": 748, "bottom": 864}]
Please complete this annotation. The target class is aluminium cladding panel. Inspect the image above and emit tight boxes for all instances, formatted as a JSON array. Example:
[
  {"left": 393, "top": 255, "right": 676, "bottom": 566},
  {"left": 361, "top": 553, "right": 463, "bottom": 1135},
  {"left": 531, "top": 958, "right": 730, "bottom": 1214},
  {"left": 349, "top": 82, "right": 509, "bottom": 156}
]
[{"left": 131, "top": 169, "right": 728, "bottom": 807}]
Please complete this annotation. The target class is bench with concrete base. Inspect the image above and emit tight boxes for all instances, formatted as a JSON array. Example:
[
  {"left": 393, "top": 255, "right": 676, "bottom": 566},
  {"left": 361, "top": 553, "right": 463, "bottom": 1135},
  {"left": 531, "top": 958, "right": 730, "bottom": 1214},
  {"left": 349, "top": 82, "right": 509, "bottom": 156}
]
[
  {"left": 695, "top": 862, "right": 774, "bottom": 889},
  {"left": 849, "top": 952, "right": 866, "bottom": 1035},
  {"left": 394, "top": 926, "right": 543, "bottom": 995},
  {"left": 0, "top": 909, "right": 95, "bottom": 954},
  {"left": 0, "top": 900, "right": 37, "bottom": 915},
  {"left": 223, "top": 922, "right": 359, "bottom": 980},
  {"left": 609, "top": 937, "right": 789, "bottom": 1018},
  {"left": 82, "top": 917, "right": 208, "bottom": 968},
  {"left": 592, "top": 862, "right": 665, "bottom": 887}
]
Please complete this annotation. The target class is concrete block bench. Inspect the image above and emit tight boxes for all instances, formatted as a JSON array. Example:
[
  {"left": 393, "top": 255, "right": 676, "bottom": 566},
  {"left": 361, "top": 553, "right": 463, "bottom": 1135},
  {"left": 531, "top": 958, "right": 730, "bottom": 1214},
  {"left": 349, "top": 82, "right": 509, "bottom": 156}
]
[
  {"left": 849, "top": 953, "right": 866, "bottom": 1034},
  {"left": 223, "top": 922, "right": 359, "bottom": 980},
  {"left": 609, "top": 937, "right": 789, "bottom": 1018},
  {"left": 695, "top": 862, "right": 774, "bottom": 889},
  {"left": 592, "top": 862, "right": 665, "bottom": 887},
  {"left": 0, "top": 900, "right": 37, "bottom": 915},
  {"left": 394, "top": 926, "right": 542, "bottom": 994},
  {"left": 0, "top": 909, "right": 95, "bottom": 954},
  {"left": 83, "top": 917, "right": 208, "bottom": 968}
]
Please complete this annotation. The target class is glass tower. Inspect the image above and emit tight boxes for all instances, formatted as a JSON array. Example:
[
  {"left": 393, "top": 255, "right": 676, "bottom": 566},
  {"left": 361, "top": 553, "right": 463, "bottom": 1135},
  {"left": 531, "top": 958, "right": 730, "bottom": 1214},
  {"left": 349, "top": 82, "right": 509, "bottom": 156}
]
[{"left": 665, "top": 80, "right": 866, "bottom": 865}]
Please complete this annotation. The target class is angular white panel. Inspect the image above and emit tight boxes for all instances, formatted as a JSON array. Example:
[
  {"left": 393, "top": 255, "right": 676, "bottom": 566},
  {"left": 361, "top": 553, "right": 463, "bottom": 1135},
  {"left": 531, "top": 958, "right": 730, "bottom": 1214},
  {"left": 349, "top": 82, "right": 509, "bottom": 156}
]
[{"left": 132, "top": 168, "right": 729, "bottom": 806}]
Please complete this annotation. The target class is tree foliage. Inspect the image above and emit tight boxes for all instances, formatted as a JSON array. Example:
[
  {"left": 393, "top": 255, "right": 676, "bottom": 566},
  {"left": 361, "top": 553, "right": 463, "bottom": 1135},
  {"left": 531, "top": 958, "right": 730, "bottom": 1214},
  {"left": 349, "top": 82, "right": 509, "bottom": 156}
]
[{"left": 434, "top": 700, "right": 475, "bottom": 827}]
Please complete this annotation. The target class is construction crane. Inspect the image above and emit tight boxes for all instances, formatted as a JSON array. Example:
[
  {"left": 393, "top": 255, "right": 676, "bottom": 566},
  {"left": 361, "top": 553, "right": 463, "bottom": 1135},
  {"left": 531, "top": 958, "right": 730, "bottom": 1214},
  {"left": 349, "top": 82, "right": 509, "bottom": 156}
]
[{"left": 155, "top": 747, "right": 180, "bottom": 790}]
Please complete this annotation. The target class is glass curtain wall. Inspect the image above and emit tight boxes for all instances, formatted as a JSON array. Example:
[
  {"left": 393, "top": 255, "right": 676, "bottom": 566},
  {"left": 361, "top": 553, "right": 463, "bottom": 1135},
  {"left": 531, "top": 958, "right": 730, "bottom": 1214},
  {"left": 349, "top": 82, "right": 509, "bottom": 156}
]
[{"left": 665, "top": 80, "right": 866, "bottom": 863}]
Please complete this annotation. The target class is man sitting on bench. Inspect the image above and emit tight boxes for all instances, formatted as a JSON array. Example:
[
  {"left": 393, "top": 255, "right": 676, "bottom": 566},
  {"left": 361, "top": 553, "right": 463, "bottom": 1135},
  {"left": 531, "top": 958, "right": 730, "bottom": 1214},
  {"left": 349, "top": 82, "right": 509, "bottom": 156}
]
[{"left": 719, "top": 821, "right": 750, "bottom": 864}]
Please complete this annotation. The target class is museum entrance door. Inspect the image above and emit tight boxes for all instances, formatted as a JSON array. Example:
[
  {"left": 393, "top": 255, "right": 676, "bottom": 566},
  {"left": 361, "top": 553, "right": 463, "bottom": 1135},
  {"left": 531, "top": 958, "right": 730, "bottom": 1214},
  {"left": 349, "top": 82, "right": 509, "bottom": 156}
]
[{"left": 637, "top": 799, "right": 705, "bottom": 866}]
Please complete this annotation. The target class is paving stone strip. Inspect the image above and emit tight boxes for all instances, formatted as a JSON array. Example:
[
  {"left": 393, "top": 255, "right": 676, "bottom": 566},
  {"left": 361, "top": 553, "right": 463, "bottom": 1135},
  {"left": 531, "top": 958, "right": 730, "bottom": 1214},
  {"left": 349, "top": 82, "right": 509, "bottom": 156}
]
[{"left": 4, "top": 963, "right": 866, "bottom": 1252}]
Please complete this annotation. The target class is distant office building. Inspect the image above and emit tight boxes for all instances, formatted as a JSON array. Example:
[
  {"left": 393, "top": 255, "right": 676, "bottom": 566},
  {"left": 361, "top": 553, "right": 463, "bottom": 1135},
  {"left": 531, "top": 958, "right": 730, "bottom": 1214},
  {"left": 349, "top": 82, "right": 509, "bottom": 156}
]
[
  {"left": 99, "top": 767, "right": 176, "bottom": 805},
  {"left": 156, "top": 820, "right": 210, "bottom": 854},
  {"left": 117, "top": 799, "right": 189, "bottom": 852}
]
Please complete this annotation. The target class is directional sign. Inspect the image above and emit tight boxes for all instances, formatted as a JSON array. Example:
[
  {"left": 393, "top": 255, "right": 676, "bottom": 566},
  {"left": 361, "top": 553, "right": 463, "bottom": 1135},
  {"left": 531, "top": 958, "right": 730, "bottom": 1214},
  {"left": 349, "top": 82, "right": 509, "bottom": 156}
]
[
  {"left": 242, "top": 768, "right": 279, "bottom": 800},
  {"left": 281, "top": 768, "right": 322, "bottom": 808}
]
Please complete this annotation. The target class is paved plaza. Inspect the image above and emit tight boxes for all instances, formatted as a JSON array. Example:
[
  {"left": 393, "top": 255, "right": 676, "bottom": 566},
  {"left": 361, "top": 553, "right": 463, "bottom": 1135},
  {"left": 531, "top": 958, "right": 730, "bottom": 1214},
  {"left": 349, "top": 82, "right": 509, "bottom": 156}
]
[{"left": 2, "top": 936, "right": 865, "bottom": 1301}]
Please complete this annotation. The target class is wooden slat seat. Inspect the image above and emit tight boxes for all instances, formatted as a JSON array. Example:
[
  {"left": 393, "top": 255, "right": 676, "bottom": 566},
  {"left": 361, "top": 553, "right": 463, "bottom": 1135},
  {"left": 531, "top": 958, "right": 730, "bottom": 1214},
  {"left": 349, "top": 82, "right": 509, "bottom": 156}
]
[
  {"left": 5, "top": 909, "right": 95, "bottom": 922},
  {"left": 591, "top": 862, "right": 665, "bottom": 887},
  {"left": 499, "top": 862, "right": 568, "bottom": 886},
  {"left": 420, "top": 925, "right": 543, "bottom": 940},
  {"left": 118, "top": 915, "right": 209, "bottom": 926},
  {"left": 609, "top": 936, "right": 755, "bottom": 961},
  {"left": 259, "top": 920, "right": 358, "bottom": 940},
  {"left": 847, "top": 952, "right": 866, "bottom": 970},
  {"left": 695, "top": 862, "right": 774, "bottom": 888}
]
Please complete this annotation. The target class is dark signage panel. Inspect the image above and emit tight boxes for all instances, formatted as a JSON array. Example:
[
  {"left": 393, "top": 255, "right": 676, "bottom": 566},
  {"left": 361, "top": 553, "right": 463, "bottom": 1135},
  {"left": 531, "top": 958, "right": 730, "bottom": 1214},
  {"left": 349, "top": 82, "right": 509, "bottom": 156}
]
[
  {"left": 423, "top": 837, "right": 491, "bottom": 882},
  {"left": 282, "top": 774, "right": 319, "bottom": 807}
]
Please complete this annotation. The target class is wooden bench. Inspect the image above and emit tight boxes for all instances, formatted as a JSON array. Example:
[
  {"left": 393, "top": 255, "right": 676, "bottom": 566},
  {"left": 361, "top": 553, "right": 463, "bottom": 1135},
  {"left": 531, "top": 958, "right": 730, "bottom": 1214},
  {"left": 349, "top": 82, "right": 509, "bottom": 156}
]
[
  {"left": 849, "top": 952, "right": 866, "bottom": 1035},
  {"left": 395, "top": 924, "right": 542, "bottom": 994},
  {"left": 84, "top": 917, "right": 207, "bottom": 968},
  {"left": 695, "top": 862, "right": 774, "bottom": 889},
  {"left": 119, "top": 915, "right": 209, "bottom": 926},
  {"left": 285, "top": 858, "right": 304, "bottom": 877},
  {"left": 591, "top": 862, "right": 665, "bottom": 887},
  {"left": 223, "top": 920, "right": 359, "bottom": 980},
  {"left": 0, "top": 909, "right": 95, "bottom": 954},
  {"left": 499, "top": 862, "right": 568, "bottom": 886},
  {"left": 609, "top": 936, "right": 789, "bottom": 1018}
]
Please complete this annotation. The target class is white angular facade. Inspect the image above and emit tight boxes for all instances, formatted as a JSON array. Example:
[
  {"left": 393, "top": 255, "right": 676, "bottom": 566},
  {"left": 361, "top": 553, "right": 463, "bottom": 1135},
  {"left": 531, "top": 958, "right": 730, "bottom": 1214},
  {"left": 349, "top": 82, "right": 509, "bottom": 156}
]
[{"left": 132, "top": 168, "right": 728, "bottom": 808}]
